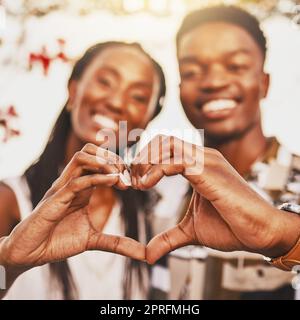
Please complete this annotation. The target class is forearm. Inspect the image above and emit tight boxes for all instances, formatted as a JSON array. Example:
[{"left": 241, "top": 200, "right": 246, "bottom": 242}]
[{"left": 0, "top": 237, "right": 27, "bottom": 299}]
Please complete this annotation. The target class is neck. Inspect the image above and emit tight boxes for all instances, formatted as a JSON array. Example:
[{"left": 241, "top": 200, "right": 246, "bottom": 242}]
[{"left": 206, "top": 122, "right": 268, "bottom": 176}]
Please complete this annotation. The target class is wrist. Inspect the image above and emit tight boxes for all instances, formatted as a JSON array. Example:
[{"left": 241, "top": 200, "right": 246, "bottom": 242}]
[
  {"left": 264, "top": 207, "right": 300, "bottom": 259},
  {"left": 0, "top": 237, "right": 27, "bottom": 292}
]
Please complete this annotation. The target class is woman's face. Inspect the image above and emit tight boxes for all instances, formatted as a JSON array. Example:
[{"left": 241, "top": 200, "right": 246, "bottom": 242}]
[{"left": 68, "top": 45, "right": 160, "bottom": 150}]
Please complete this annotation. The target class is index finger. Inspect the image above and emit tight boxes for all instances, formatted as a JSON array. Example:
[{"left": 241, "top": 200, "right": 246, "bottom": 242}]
[{"left": 88, "top": 233, "right": 146, "bottom": 261}]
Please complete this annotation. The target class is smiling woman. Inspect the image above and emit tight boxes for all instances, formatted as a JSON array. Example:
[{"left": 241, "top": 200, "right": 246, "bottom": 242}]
[
  {"left": 0, "top": 41, "right": 166, "bottom": 300},
  {"left": 68, "top": 44, "right": 162, "bottom": 149}
]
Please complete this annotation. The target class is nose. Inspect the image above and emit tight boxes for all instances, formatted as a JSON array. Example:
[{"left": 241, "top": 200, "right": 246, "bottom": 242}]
[
  {"left": 199, "top": 64, "right": 230, "bottom": 94},
  {"left": 105, "top": 90, "right": 124, "bottom": 114}
]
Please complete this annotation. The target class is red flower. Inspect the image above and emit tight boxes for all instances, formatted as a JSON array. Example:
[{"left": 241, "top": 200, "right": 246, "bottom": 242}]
[
  {"left": 7, "top": 105, "right": 18, "bottom": 117},
  {"left": 29, "top": 46, "right": 51, "bottom": 75},
  {"left": 57, "top": 38, "right": 66, "bottom": 46}
]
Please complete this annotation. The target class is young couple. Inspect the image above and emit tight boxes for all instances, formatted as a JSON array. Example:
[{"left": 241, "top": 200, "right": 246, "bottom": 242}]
[{"left": 1, "top": 6, "right": 300, "bottom": 300}]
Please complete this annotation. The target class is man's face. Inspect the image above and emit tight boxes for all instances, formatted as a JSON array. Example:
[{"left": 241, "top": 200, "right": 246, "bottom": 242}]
[{"left": 178, "top": 22, "right": 269, "bottom": 142}]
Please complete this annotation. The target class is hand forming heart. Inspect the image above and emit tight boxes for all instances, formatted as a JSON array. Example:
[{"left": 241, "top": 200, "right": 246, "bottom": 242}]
[
  {"left": 0, "top": 136, "right": 297, "bottom": 282},
  {"left": 130, "top": 135, "right": 292, "bottom": 263}
]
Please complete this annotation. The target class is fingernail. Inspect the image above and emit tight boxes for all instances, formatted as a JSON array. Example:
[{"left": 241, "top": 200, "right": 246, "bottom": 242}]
[
  {"left": 106, "top": 173, "right": 120, "bottom": 177},
  {"left": 120, "top": 170, "right": 132, "bottom": 186},
  {"left": 123, "top": 169, "right": 131, "bottom": 180}
]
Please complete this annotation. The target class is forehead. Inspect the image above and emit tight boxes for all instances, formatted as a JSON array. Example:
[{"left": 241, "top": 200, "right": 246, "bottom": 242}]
[
  {"left": 178, "top": 22, "right": 263, "bottom": 62},
  {"left": 89, "top": 46, "right": 156, "bottom": 84}
]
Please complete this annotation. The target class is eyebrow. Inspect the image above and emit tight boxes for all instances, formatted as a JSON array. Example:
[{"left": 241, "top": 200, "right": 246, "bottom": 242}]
[
  {"left": 179, "top": 49, "right": 252, "bottom": 65},
  {"left": 224, "top": 49, "right": 252, "bottom": 59},
  {"left": 98, "top": 66, "right": 119, "bottom": 77},
  {"left": 98, "top": 66, "right": 153, "bottom": 89},
  {"left": 131, "top": 82, "right": 153, "bottom": 89}
]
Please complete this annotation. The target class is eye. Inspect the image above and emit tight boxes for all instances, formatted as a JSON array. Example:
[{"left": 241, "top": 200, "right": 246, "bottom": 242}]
[
  {"left": 227, "top": 63, "right": 248, "bottom": 73},
  {"left": 181, "top": 71, "right": 198, "bottom": 79},
  {"left": 131, "top": 95, "right": 148, "bottom": 104},
  {"left": 97, "top": 77, "right": 112, "bottom": 88},
  {"left": 180, "top": 66, "right": 204, "bottom": 80}
]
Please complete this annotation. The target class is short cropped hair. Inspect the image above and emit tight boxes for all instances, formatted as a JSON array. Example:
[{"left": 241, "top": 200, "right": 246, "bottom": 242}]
[{"left": 176, "top": 5, "right": 267, "bottom": 60}]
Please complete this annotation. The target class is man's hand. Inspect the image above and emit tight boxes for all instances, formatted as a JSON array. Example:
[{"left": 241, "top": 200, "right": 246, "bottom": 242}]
[{"left": 130, "top": 135, "right": 300, "bottom": 264}]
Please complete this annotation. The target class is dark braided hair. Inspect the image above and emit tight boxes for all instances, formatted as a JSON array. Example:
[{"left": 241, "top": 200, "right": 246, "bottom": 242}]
[{"left": 24, "top": 41, "right": 166, "bottom": 299}]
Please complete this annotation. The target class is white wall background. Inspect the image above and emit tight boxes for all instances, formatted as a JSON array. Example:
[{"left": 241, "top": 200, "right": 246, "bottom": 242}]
[{"left": 0, "top": 10, "right": 299, "bottom": 179}]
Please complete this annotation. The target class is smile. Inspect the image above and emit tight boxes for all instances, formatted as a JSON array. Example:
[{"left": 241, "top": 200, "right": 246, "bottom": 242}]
[
  {"left": 201, "top": 99, "right": 239, "bottom": 120},
  {"left": 92, "top": 114, "right": 118, "bottom": 131}
]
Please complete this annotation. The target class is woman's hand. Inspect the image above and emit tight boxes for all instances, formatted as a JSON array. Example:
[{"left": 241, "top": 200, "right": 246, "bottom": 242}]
[
  {"left": 130, "top": 135, "right": 300, "bottom": 264},
  {"left": 0, "top": 143, "right": 145, "bottom": 289}
]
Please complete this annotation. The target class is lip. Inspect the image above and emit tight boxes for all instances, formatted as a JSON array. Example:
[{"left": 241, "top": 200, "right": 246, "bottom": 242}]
[{"left": 196, "top": 97, "right": 242, "bottom": 120}]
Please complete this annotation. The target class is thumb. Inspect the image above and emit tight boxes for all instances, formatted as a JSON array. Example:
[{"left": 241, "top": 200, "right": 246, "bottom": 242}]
[{"left": 146, "top": 220, "right": 193, "bottom": 265}]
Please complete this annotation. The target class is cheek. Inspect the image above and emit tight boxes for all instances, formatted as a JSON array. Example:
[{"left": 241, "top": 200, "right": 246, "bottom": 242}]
[
  {"left": 70, "top": 108, "right": 89, "bottom": 142},
  {"left": 81, "top": 82, "right": 109, "bottom": 103},
  {"left": 126, "top": 104, "right": 148, "bottom": 127},
  {"left": 71, "top": 102, "right": 91, "bottom": 136},
  {"left": 234, "top": 79, "right": 262, "bottom": 126},
  {"left": 180, "top": 83, "right": 197, "bottom": 104},
  {"left": 180, "top": 86, "right": 198, "bottom": 116},
  {"left": 76, "top": 103, "right": 89, "bottom": 121},
  {"left": 242, "top": 74, "right": 263, "bottom": 101},
  {"left": 241, "top": 81, "right": 262, "bottom": 117}
]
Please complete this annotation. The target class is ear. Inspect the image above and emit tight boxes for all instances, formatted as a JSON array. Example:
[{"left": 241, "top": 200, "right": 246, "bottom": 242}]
[
  {"left": 261, "top": 72, "right": 270, "bottom": 99},
  {"left": 66, "top": 80, "right": 78, "bottom": 112}
]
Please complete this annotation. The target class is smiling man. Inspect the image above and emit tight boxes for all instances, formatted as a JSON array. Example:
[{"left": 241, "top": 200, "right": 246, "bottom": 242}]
[
  {"left": 173, "top": 5, "right": 300, "bottom": 300},
  {"left": 177, "top": 5, "right": 269, "bottom": 164}
]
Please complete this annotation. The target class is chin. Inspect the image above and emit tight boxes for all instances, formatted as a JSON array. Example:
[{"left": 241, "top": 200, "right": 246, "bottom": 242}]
[{"left": 205, "top": 126, "right": 248, "bottom": 145}]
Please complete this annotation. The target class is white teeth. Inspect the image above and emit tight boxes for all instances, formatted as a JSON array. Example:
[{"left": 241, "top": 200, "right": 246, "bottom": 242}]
[
  {"left": 202, "top": 99, "right": 237, "bottom": 113},
  {"left": 93, "top": 114, "right": 118, "bottom": 131}
]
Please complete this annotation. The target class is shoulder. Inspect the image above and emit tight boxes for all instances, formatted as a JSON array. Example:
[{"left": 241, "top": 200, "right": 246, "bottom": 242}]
[
  {"left": 271, "top": 140, "right": 300, "bottom": 171},
  {"left": 0, "top": 182, "right": 17, "bottom": 206}
]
